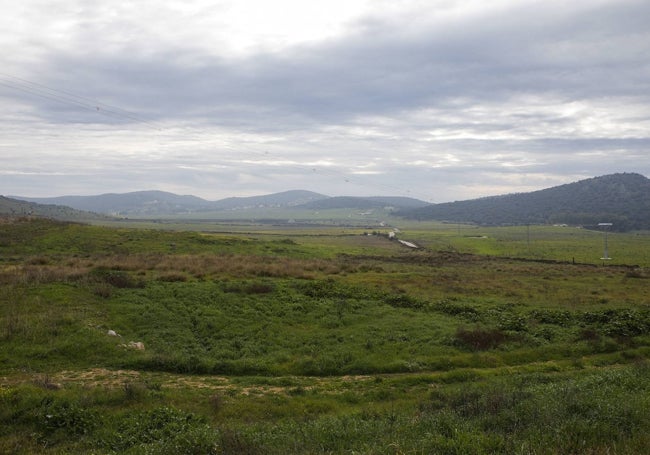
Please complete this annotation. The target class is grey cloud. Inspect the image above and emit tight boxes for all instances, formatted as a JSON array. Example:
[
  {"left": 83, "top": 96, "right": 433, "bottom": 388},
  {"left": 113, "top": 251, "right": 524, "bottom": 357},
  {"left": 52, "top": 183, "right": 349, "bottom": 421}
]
[
  {"left": 21, "top": 0, "right": 646, "bottom": 130},
  {"left": 3, "top": 1, "right": 649, "bottom": 200}
]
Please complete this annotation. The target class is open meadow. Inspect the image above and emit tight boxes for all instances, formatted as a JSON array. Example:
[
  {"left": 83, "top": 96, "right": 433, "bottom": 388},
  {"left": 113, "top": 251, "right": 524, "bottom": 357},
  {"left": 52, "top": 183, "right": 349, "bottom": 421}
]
[{"left": 1, "top": 217, "right": 649, "bottom": 454}]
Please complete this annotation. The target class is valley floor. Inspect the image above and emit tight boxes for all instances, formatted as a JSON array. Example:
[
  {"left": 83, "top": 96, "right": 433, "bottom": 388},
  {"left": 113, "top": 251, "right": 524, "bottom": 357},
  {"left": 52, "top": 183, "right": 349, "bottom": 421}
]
[{"left": 1, "top": 218, "right": 649, "bottom": 453}]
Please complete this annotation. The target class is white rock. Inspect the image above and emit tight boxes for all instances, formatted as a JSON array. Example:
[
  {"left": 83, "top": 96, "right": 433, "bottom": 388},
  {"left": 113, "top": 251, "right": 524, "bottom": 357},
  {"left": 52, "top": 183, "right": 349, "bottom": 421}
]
[{"left": 128, "top": 341, "right": 145, "bottom": 350}]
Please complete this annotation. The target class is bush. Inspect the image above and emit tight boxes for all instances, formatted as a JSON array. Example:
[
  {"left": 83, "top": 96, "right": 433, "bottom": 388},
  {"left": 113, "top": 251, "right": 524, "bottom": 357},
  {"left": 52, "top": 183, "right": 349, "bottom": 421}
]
[
  {"left": 90, "top": 267, "right": 145, "bottom": 289},
  {"left": 41, "top": 400, "right": 101, "bottom": 436},
  {"left": 625, "top": 268, "right": 647, "bottom": 279},
  {"left": 92, "top": 282, "right": 113, "bottom": 298},
  {"left": 603, "top": 310, "right": 650, "bottom": 337},
  {"left": 158, "top": 273, "right": 188, "bottom": 282},
  {"left": 384, "top": 294, "right": 426, "bottom": 309},
  {"left": 434, "top": 300, "right": 481, "bottom": 320},
  {"left": 530, "top": 309, "right": 574, "bottom": 326},
  {"left": 496, "top": 313, "right": 528, "bottom": 332},
  {"left": 244, "top": 282, "right": 274, "bottom": 294},
  {"left": 297, "top": 279, "right": 373, "bottom": 300},
  {"left": 455, "top": 327, "right": 507, "bottom": 351}
]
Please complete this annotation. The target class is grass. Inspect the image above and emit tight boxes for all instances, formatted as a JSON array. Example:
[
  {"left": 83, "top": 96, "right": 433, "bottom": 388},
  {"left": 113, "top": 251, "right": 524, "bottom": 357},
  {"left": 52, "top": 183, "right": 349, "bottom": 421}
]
[
  {"left": 1, "top": 216, "right": 649, "bottom": 453},
  {"left": 404, "top": 222, "right": 650, "bottom": 266}
]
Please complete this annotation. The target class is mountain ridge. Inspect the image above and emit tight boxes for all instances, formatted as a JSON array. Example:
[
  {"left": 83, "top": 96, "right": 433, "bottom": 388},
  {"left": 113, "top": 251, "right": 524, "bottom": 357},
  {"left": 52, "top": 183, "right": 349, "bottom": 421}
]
[
  {"left": 13, "top": 190, "right": 427, "bottom": 216},
  {"left": 297, "top": 196, "right": 430, "bottom": 210},
  {"left": 401, "top": 172, "right": 650, "bottom": 231},
  {"left": 14, "top": 190, "right": 329, "bottom": 216},
  {"left": 7, "top": 173, "right": 650, "bottom": 229}
]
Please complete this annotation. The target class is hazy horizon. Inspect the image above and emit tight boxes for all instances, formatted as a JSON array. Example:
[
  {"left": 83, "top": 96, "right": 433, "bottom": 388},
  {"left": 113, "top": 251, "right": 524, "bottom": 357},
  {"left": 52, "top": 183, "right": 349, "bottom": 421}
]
[{"left": 6, "top": 171, "right": 648, "bottom": 207}]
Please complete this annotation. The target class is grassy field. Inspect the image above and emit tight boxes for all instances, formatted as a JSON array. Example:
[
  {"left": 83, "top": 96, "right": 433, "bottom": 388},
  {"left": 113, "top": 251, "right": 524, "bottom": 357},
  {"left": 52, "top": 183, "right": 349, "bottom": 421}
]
[{"left": 1, "top": 217, "right": 649, "bottom": 453}]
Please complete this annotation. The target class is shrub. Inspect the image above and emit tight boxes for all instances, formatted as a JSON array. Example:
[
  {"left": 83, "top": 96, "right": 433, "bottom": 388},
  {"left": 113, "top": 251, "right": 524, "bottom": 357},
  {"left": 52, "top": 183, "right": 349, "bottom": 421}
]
[
  {"left": 578, "top": 328, "right": 601, "bottom": 342},
  {"left": 603, "top": 311, "right": 650, "bottom": 337},
  {"left": 92, "top": 282, "right": 113, "bottom": 298},
  {"left": 123, "top": 381, "right": 148, "bottom": 401},
  {"left": 209, "top": 393, "right": 224, "bottom": 414},
  {"left": 625, "top": 268, "right": 647, "bottom": 279},
  {"left": 27, "top": 255, "right": 50, "bottom": 265},
  {"left": 41, "top": 400, "right": 101, "bottom": 436},
  {"left": 530, "top": 309, "right": 574, "bottom": 326},
  {"left": 244, "top": 282, "right": 274, "bottom": 294},
  {"left": 219, "top": 428, "right": 264, "bottom": 455},
  {"left": 496, "top": 313, "right": 528, "bottom": 332},
  {"left": 455, "top": 327, "right": 507, "bottom": 351},
  {"left": 90, "top": 267, "right": 145, "bottom": 289},
  {"left": 106, "top": 406, "right": 218, "bottom": 453},
  {"left": 434, "top": 300, "right": 481, "bottom": 319},
  {"left": 297, "top": 279, "right": 373, "bottom": 300},
  {"left": 158, "top": 272, "right": 188, "bottom": 282},
  {"left": 383, "top": 294, "right": 425, "bottom": 309}
]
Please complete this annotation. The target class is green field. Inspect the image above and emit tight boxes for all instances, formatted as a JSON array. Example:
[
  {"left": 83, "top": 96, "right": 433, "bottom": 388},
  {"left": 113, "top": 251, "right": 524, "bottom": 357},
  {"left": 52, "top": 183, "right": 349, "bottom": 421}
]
[{"left": 1, "top": 217, "right": 649, "bottom": 453}]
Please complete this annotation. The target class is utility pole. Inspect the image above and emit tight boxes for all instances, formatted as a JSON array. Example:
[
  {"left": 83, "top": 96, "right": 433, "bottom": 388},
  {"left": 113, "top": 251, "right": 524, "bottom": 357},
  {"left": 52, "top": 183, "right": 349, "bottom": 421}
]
[{"left": 598, "top": 223, "right": 612, "bottom": 261}]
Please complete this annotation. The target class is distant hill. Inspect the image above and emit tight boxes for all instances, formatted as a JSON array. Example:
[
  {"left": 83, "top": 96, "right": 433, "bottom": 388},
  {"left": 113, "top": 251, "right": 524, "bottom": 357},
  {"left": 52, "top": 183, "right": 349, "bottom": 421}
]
[
  {"left": 14, "top": 190, "right": 329, "bottom": 216},
  {"left": 0, "top": 196, "right": 107, "bottom": 221},
  {"left": 210, "top": 190, "right": 328, "bottom": 210},
  {"left": 15, "top": 190, "right": 212, "bottom": 216},
  {"left": 366, "top": 196, "right": 431, "bottom": 209},
  {"left": 12, "top": 190, "right": 430, "bottom": 217},
  {"left": 298, "top": 196, "right": 429, "bottom": 210},
  {"left": 401, "top": 173, "right": 650, "bottom": 231}
]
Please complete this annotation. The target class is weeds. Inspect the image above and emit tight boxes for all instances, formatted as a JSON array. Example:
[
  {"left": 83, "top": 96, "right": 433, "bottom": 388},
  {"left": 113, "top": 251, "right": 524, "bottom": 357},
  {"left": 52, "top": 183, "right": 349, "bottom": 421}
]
[
  {"left": 41, "top": 400, "right": 99, "bottom": 436},
  {"left": 90, "top": 267, "right": 145, "bottom": 289},
  {"left": 455, "top": 326, "right": 508, "bottom": 351},
  {"left": 1, "top": 218, "right": 650, "bottom": 453},
  {"left": 104, "top": 407, "right": 218, "bottom": 454}
]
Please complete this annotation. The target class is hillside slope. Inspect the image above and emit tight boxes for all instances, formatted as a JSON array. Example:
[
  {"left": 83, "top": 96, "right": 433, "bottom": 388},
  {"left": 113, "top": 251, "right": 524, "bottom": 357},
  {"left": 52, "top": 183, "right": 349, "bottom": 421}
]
[
  {"left": 211, "top": 190, "right": 328, "bottom": 210},
  {"left": 401, "top": 173, "right": 650, "bottom": 231},
  {"left": 0, "top": 196, "right": 107, "bottom": 221},
  {"left": 16, "top": 190, "right": 212, "bottom": 216},
  {"left": 15, "top": 190, "right": 328, "bottom": 216},
  {"left": 13, "top": 190, "right": 427, "bottom": 216},
  {"left": 298, "top": 196, "right": 429, "bottom": 210}
]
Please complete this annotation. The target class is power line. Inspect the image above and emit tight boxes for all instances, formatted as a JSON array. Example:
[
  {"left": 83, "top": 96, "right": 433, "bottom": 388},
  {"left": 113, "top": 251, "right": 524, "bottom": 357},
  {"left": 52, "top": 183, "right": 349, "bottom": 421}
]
[
  {"left": 0, "top": 73, "right": 162, "bottom": 130},
  {"left": 1, "top": 73, "right": 432, "bottom": 201}
]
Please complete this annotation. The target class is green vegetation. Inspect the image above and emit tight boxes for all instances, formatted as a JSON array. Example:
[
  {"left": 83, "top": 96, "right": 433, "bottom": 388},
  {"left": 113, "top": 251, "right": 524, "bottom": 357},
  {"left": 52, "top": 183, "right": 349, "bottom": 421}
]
[
  {"left": 403, "top": 172, "right": 650, "bottom": 231},
  {"left": 0, "top": 196, "right": 108, "bottom": 222},
  {"left": 1, "top": 216, "right": 649, "bottom": 453}
]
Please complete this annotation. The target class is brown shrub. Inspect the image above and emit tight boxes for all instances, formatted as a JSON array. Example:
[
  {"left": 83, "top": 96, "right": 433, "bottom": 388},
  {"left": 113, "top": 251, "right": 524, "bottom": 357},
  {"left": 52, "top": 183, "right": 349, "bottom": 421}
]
[
  {"left": 455, "top": 326, "right": 507, "bottom": 351},
  {"left": 244, "top": 282, "right": 274, "bottom": 294},
  {"left": 157, "top": 273, "right": 188, "bottom": 282}
]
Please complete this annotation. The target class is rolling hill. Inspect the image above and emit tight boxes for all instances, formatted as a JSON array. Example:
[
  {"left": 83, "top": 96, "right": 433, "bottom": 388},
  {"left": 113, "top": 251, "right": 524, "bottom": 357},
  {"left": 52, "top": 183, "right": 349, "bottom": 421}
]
[
  {"left": 15, "top": 190, "right": 328, "bottom": 216},
  {"left": 401, "top": 173, "right": 650, "bottom": 231},
  {"left": 13, "top": 190, "right": 426, "bottom": 217},
  {"left": 14, "top": 190, "right": 213, "bottom": 216},
  {"left": 209, "top": 190, "right": 328, "bottom": 210},
  {"left": 11, "top": 173, "right": 648, "bottom": 228},
  {"left": 297, "top": 196, "right": 429, "bottom": 210},
  {"left": 0, "top": 196, "right": 108, "bottom": 221}
]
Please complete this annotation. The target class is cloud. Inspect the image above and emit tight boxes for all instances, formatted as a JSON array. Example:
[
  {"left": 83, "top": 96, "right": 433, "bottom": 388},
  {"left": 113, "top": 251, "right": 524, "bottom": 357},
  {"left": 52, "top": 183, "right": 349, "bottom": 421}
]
[
  {"left": 1, "top": 0, "right": 649, "bottom": 200},
  {"left": 20, "top": 0, "right": 646, "bottom": 127}
]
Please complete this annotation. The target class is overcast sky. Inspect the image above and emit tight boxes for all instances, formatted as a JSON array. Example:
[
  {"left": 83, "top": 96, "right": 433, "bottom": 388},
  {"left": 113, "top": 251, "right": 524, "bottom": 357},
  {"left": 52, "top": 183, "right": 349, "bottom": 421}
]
[{"left": 1, "top": 0, "right": 649, "bottom": 202}]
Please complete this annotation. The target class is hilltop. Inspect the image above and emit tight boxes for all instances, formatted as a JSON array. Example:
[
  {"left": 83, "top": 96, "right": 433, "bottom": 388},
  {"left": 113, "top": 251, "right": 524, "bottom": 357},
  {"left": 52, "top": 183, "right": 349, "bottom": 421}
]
[{"left": 401, "top": 173, "right": 650, "bottom": 231}]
